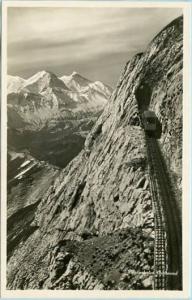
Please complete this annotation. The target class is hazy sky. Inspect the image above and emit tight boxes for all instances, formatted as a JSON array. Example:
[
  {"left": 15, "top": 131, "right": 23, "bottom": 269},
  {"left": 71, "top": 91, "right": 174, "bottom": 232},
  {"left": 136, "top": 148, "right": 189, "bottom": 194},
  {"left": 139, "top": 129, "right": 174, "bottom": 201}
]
[{"left": 7, "top": 7, "right": 182, "bottom": 87}]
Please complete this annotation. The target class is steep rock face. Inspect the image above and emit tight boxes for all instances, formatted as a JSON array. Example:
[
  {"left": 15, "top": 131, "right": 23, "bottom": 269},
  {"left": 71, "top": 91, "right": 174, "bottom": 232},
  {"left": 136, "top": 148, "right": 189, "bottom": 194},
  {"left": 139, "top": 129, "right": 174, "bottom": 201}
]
[
  {"left": 7, "top": 151, "right": 59, "bottom": 218},
  {"left": 7, "top": 151, "right": 59, "bottom": 262},
  {"left": 7, "top": 16, "right": 182, "bottom": 290},
  {"left": 134, "top": 17, "right": 183, "bottom": 202}
]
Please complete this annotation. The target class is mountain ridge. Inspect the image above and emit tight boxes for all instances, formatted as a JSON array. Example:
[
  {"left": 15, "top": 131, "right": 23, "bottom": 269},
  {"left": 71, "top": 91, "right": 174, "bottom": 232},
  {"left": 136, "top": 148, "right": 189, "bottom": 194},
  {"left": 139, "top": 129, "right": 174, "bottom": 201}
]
[
  {"left": 7, "top": 70, "right": 112, "bottom": 131},
  {"left": 8, "top": 70, "right": 112, "bottom": 96}
]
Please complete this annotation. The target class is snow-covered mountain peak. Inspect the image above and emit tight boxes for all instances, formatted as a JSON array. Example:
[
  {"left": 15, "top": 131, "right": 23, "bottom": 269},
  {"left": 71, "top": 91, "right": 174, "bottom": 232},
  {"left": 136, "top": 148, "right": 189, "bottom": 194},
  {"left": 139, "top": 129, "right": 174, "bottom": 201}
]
[
  {"left": 60, "top": 72, "right": 112, "bottom": 98},
  {"left": 60, "top": 71, "right": 90, "bottom": 87},
  {"left": 7, "top": 75, "right": 26, "bottom": 94},
  {"left": 8, "top": 75, "right": 24, "bottom": 81},
  {"left": 60, "top": 74, "right": 73, "bottom": 84},
  {"left": 26, "top": 70, "right": 59, "bottom": 85},
  {"left": 71, "top": 71, "right": 78, "bottom": 76},
  {"left": 22, "top": 71, "right": 68, "bottom": 94},
  {"left": 7, "top": 71, "right": 65, "bottom": 94},
  {"left": 7, "top": 70, "right": 112, "bottom": 118}
]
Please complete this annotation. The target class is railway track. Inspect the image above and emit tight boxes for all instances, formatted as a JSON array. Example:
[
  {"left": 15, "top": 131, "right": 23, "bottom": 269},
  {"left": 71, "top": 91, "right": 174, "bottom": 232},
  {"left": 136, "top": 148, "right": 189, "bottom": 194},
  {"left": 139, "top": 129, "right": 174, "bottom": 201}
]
[{"left": 145, "top": 135, "right": 182, "bottom": 290}]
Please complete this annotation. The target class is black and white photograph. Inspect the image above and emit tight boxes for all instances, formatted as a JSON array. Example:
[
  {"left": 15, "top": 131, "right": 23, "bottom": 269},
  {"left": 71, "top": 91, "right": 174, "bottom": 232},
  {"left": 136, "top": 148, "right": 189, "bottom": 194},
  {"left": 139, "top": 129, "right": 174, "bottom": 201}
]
[{"left": 1, "top": 1, "right": 191, "bottom": 297}]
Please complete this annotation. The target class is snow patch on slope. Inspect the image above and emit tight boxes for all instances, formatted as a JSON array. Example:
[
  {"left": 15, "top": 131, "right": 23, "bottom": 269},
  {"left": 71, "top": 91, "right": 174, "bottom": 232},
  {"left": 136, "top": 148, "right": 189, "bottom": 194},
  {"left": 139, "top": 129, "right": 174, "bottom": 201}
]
[{"left": 7, "top": 76, "right": 26, "bottom": 93}]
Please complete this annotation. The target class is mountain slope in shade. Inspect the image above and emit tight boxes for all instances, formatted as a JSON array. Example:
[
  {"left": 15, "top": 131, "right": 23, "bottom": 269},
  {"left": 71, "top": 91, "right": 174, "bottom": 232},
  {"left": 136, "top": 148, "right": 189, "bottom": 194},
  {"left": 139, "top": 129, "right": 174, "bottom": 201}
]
[{"left": 7, "top": 150, "right": 59, "bottom": 218}]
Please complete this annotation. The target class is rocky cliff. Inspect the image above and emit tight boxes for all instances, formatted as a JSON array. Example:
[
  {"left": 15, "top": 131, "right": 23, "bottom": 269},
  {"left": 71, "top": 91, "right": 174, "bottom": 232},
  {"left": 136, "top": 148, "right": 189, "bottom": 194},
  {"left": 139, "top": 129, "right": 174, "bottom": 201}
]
[
  {"left": 7, "top": 16, "right": 183, "bottom": 290},
  {"left": 7, "top": 151, "right": 59, "bottom": 218}
]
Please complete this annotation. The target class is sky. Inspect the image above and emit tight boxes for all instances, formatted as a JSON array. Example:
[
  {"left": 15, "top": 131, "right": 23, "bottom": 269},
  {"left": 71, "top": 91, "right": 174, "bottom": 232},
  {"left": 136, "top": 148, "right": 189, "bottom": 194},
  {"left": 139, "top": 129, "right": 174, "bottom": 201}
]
[{"left": 7, "top": 7, "right": 182, "bottom": 87}]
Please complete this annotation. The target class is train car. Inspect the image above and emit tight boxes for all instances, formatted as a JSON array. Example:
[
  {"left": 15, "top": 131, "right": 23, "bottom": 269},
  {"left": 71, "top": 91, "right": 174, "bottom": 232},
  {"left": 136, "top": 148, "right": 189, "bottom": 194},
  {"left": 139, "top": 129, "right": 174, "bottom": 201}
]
[{"left": 142, "top": 110, "right": 157, "bottom": 133}]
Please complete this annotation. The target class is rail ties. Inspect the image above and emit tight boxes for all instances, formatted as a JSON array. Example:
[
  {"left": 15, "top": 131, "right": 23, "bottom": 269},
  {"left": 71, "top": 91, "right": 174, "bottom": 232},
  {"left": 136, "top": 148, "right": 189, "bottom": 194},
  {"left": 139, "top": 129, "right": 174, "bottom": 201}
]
[
  {"left": 145, "top": 135, "right": 167, "bottom": 290},
  {"left": 145, "top": 135, "right": 181, "bottom": 290}
]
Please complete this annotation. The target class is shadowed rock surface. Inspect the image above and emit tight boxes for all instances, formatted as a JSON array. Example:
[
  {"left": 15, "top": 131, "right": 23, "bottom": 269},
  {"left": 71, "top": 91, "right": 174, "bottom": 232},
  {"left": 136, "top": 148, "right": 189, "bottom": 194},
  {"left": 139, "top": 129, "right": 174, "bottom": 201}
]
[
  {"left": 7, "top": 16, "right": 183, "bottom": 290},
  {"left": 7, "top": 151, "right": 59, "bottom": 218}
]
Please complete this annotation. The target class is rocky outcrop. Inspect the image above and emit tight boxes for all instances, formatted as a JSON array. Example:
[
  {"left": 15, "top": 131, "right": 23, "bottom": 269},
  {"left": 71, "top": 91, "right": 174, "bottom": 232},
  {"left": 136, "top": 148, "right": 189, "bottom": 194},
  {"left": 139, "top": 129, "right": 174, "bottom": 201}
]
[
  {"left": 7, "top": 16, "right": 182, "bottom": 290},
  {"left": 134, "top": 17, "right": 183, "bottom": 206}
]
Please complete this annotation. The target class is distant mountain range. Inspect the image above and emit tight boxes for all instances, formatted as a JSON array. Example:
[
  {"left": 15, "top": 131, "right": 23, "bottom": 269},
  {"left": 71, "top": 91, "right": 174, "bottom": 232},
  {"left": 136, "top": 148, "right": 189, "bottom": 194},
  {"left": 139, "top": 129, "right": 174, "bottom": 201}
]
[
  {"left": 7, "top": 70, "right": 112, "bottom": 168},
  {"left": 7, "top": 70, "right": 112, "bottom": 130}
]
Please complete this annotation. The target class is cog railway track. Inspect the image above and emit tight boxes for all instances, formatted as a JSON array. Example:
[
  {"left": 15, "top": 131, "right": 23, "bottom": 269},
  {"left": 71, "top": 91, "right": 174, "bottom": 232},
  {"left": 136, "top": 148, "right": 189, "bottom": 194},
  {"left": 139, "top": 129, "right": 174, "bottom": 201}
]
[{"left": 145, "top": 135, "right": 182, "bottom": 290}]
